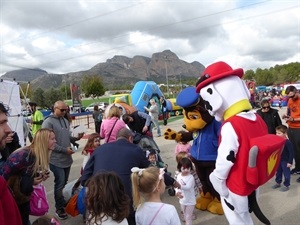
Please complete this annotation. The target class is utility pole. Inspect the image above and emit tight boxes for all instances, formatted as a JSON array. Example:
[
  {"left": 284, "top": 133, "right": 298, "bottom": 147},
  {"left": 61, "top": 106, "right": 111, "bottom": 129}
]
[
  {"left": 180, "top": 74, "right": 182, "bottom": 92},
  {"left": 64, "top": 81, "right": 67, "bottom": 100},
  {"left": 164, "top": 56, "right": 169, "bottom": 97}
]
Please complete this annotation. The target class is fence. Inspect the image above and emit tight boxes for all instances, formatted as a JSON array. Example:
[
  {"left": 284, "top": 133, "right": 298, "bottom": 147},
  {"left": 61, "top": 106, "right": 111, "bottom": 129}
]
[{"left": 70, "top": 112, "right": 94, "bottom": 130}]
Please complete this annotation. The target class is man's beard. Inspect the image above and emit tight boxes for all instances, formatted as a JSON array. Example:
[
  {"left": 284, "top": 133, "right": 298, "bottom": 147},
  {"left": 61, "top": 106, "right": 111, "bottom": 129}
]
[{"left": 0, "top": 137, "right": 8, "bottom": 151}]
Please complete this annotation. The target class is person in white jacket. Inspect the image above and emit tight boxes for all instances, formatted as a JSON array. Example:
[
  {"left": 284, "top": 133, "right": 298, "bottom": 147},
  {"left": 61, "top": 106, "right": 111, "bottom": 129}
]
[
  {"left": 175, "top": 157, "right": 196, "bottom": 225},
  {"left": 144, "top": 99, "right": 161, "bottom": 137}
]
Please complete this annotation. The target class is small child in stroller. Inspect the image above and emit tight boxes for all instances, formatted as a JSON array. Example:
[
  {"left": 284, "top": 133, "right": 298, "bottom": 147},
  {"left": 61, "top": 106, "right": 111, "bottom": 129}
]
[
  {"left": 147, "top": 149, "right": 168, "bottom": 170},
  {"left": 146, "top": 149, "right": 176, "bottom": 196}
]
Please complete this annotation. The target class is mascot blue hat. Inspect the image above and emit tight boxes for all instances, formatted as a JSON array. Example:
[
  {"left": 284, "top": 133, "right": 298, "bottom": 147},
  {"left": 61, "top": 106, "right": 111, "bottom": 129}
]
[{"left": 176, "top": 87, "right": 199, "bottom": 108}]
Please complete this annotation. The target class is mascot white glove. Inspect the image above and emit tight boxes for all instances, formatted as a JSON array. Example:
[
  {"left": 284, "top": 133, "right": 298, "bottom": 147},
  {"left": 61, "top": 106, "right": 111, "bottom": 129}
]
[{"left": 209, "top": 172, "right": 229, "bottom": 197}]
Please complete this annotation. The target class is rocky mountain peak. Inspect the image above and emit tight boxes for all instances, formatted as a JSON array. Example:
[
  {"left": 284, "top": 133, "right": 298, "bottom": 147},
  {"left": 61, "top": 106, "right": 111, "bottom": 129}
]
[{"left": 1, "top": 50, "right": 205, "bottom": 90}]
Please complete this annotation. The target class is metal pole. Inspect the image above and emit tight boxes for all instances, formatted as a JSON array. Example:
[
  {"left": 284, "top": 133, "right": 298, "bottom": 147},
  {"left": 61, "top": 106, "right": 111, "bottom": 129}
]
[
  {"left": 180, "top": 74, "right": 182, "bottom": 91},
  {"left": 164, "top": 57, "right": 169, "bottom": 97},
  {"left": 64, "top": 81, "right": 67, "bottom": 100}
]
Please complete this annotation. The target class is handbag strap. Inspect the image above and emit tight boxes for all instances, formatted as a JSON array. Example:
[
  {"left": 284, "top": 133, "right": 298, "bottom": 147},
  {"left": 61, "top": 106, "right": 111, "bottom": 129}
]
[
  {"left": 106, "top": 119, "right": 118, "bottom": 143},
  {"left": 149, "top": 203, "right": 164, "bottom": 225}
]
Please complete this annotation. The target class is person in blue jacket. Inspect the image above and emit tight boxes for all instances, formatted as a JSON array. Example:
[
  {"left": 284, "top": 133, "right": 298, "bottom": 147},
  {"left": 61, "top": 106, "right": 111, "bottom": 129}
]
[{"left": 81, "top": 128, "right": 179, "bottom": 225}]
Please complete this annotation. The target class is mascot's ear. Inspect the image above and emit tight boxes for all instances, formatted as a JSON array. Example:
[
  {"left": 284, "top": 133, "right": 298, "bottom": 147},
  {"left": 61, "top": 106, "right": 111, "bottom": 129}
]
[
  {"left": 192, "top": 96, "right": 213, "bottom": 123},
  {"left": 241, "top": 80, "right": 251, "bottom": 99},
  {"left": 200, "top": 83, "right": 223, "bottom": 114}
]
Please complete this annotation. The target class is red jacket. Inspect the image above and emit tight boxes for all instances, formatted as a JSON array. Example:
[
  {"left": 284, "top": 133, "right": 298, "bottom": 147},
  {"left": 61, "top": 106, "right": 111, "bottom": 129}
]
[{"left": 0, "top": 176, "right": 22, "bottom": 225}]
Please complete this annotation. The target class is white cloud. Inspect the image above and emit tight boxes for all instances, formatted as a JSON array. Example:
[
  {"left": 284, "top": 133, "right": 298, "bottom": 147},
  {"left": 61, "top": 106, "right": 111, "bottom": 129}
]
[{"left": 0, "top": 0, "right": 299, "bottom": 75}]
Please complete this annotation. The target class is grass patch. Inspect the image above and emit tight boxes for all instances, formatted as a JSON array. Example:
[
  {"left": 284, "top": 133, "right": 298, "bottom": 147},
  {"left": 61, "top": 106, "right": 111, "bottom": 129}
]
[
  {"left": 158, "top": 115, "right": 183, "bottom": 125},
  {"left": 66, "top": 97, "right": 110, "bottom": 107}
]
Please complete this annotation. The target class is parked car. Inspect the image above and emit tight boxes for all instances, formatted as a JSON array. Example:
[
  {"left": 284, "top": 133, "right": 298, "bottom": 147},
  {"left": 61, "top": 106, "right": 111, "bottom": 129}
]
[
  {"left": 22, "top": 110, "right": 32, "bottom": 117},
  {"left": 71, "top": 106, "right": 86, "bottom": 113},
  {"left": 85, "top": 102, "right": 108, "bottom": 112}
]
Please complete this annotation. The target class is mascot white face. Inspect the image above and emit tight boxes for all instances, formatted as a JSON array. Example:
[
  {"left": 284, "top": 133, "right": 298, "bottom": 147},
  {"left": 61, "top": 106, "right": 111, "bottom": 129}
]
[
  {"left": 199, "top": 76, "right": 250, "bottom": 121},
  {"left": 196, "top": 61, "right": 252, "bottom": 122}
]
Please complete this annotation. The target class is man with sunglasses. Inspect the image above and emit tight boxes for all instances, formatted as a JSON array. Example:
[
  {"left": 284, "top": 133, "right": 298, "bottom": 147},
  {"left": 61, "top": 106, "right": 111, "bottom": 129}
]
[
  {"left": 282, "top": 86, "right": 300, "bottom": 178},
  {"left": 256, "top": 99, "right": 282, "bottom": 134},
  {"left": 42, "top": 101, "right": 74, "bottom": 220}
]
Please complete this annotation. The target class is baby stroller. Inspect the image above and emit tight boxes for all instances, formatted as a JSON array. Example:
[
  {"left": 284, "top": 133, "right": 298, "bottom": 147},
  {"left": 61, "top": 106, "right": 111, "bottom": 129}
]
[{"left": 133, "top": 133, "right": 176, "bottom": 196}]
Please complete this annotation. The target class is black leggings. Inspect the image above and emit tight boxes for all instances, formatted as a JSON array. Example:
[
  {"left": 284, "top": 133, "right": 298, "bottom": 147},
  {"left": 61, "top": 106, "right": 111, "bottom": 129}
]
[{"left": 288, "top": 127, "right": 300, "bottom": 171}]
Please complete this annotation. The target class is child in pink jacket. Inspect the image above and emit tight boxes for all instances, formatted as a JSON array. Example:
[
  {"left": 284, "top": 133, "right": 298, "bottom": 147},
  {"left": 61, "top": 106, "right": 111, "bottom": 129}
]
[{"left": 174, "top": 131, "right": 191, "bottom": 156}]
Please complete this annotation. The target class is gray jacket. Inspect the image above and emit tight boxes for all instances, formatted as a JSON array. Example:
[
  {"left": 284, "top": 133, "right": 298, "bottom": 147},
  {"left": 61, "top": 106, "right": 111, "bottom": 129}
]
[{"left": 42, "top": 115, "right": 72, "bottom": 168}]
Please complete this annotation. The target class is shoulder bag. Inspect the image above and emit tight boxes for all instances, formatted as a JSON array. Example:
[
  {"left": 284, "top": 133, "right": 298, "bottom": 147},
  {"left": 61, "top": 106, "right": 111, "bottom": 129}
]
[
  {"left": 149, "top": 203, "right": 164, "bottom": 225},
  {"left": 106, "top": 119, "right": 118, "bottom": 143}
]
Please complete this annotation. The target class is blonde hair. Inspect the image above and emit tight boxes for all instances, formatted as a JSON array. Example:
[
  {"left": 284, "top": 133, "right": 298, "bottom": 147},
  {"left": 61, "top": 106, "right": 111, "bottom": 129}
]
[
  {"left": 29, "top": 128, "right": 54, "bottom": 175},
  {"left": 176, "top": 151, "right": 189, "bottom": 163},
  {"left": 131, "top": 167, "right": 161, "bottom": 209},
  {"left": 107, "top": 105, "right": 121, "bottom": 119}
]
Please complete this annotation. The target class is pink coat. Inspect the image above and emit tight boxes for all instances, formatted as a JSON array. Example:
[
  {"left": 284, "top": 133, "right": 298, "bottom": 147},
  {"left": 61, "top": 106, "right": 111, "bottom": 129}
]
[
  {"left": 175, "top": 142, "right": 191, "bottom": 155},
  {"left": 100, "top": 117, "right": 127, "bottom": 143}
]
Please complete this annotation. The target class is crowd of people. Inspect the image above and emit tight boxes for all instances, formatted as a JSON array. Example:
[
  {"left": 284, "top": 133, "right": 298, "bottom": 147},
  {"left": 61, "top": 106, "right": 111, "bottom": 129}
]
[
  {"left": 1, "top": 83, "right": 300, "bottom": 224},
  {"left": 0, "top": 97, "right": 174, "bottom": 225}
]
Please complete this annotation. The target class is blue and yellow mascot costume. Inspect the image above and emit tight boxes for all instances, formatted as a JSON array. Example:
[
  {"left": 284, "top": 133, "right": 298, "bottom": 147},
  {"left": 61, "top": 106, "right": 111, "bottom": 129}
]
[{"left": 164, "top": 87, "right": 223, "bottom": 215}]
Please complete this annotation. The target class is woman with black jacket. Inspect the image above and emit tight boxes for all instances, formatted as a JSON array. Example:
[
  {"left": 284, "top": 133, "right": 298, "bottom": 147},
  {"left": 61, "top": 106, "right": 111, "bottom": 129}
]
[{"left": 256, "top": 99, "right": 282, "bottom": 134}]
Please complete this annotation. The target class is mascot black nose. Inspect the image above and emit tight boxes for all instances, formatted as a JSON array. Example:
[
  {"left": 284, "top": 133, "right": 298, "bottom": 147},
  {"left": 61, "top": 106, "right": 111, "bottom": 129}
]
[{"left": 182, "top": 125, "right": 186, "bottom": 129}]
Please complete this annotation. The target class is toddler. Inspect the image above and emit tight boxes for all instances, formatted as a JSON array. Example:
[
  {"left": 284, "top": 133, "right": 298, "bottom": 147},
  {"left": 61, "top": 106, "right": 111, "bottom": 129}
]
[
  {"left": 175, "top": 151, "right": 202, "bottom": 221},
  {"left": 85, "top": 172, "right": 130, "bottom": 225},
  {"left": 272, "top": 125, "right": 294, "bottom": 192},
  {"left": 32, "top": 215, "right": 60, "bottom": 225},
  {"left": 175, "top": 157, "right": 196, "bottom": 225},
  {"left": 131, "top": 167, "right": 181, "bottom": 225},
  {"left": 147, "top": 149, "right": 166, "bottom": 168},
  {"left": 81, "top": 133, "right": 100, "bottom": 173},
  {"left": 174, "top": 131, "right": 191, "bottom": 156}
]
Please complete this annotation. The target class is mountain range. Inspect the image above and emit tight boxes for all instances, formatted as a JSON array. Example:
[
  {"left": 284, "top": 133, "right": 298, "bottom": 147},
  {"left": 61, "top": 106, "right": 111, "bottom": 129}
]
[{"left": 1, "top": 50, "right": 205, "bottom": 90}]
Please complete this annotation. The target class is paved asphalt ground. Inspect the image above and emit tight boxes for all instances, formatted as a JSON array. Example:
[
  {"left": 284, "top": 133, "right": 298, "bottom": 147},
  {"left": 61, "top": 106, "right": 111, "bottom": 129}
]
[{"left": 31, "top": 106, "right": 300, "bottom": 225}]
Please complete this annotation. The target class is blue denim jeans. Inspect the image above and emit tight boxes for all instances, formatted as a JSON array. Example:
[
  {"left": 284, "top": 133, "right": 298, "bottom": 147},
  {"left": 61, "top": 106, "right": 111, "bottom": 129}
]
[
  {"left": 50, "top": 164, "right": 71, "bottom": 210},
  {"left": 275, "top": 160, "right": 291, "bottom": 187}
]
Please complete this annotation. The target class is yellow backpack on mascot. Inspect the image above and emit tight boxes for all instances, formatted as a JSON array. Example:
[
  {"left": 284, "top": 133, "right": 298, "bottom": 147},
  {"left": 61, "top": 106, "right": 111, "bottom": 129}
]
[{"left": 164, "top": 86, "right": 224, "bottom": 215}]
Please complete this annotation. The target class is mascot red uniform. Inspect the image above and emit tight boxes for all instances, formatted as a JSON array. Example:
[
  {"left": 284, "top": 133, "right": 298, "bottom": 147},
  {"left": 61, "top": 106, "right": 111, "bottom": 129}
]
[
  {"left": 195, "top": 61, "right": 285, "bottom": 225},
  {"left": 164, "top": 87, "right": 223, "bottom": 215}
]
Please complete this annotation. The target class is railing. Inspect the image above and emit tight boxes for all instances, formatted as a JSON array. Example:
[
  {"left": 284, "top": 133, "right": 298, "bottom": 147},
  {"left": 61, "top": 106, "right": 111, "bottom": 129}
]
[{"left": 70, "top": 112, "right": 94, "bottom": 129}]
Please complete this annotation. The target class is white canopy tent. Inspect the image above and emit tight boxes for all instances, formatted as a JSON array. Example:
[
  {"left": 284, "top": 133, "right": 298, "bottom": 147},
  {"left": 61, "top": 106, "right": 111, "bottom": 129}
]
[{"left": 0, "top": 79, "right": 25, "bottom": 146}]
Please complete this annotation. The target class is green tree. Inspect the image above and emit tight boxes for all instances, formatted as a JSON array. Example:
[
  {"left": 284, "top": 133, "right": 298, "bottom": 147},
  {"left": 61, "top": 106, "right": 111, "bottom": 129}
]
[
  {"left": 44, "top": 88, "right": 64, "bottom": 108},
  {"left": 19, "top": 82, "right": 32, "bottom": 99},
  {"left": 60, "top": 83, "right": 71, "bottom": 100},
  {"left": 244, "top": 70, "right": 255, "bottom": 81},
  {"left": 31, "top": 88, "right": 45, "bottom": 107},
  {"left": 81, "top": 75, "right": 105, "bottom": 97}
]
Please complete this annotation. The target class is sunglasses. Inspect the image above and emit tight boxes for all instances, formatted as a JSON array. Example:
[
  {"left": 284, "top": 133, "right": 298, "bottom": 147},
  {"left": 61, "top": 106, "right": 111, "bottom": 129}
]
[
  {"left": 262, "top": 106, "right": 270, "bottom": 109},
  {"left": 56, "top": 108, "right": 67, "bottom": 112}
]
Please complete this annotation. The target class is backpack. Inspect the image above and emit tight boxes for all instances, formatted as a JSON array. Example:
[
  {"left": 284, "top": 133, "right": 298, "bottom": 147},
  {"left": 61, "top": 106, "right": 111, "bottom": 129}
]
[
  {"left": 77, "top": 186, "right": 86, "bottom": 215},
  {"left": 247, "top": 134, "right": 285, "bottom": 186},
  {"left": 65, "top": 193, "right": 80, "bottom": 217},
  {"left": 29, "top": 183, "right": 49, "bottom": 216},
  {"left": 97, "top": 113, "right": 103, "bottom": 122}
]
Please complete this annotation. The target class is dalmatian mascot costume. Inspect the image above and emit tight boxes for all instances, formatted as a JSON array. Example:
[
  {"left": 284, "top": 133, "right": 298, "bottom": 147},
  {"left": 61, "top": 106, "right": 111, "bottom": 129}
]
[{"left": 195, "top": 61, "right": 285, "bottom": 225}]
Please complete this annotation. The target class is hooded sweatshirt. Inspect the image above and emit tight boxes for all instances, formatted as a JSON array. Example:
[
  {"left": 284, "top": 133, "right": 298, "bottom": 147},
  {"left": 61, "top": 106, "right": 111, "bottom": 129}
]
[{"left": 42, "top": 115, "right": 72, "bottom": 167}]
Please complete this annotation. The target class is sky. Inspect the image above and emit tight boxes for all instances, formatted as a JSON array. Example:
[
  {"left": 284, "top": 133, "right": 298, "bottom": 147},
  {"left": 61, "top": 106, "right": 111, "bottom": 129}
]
[{"left": 0, "top": 0, "right": 299, "bottom": 76}]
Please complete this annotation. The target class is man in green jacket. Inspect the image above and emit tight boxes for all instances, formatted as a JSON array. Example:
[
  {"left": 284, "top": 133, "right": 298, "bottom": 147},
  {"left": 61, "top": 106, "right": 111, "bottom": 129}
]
[{"left": 28, "top": 102, "right": 44, "bottom": 137}]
